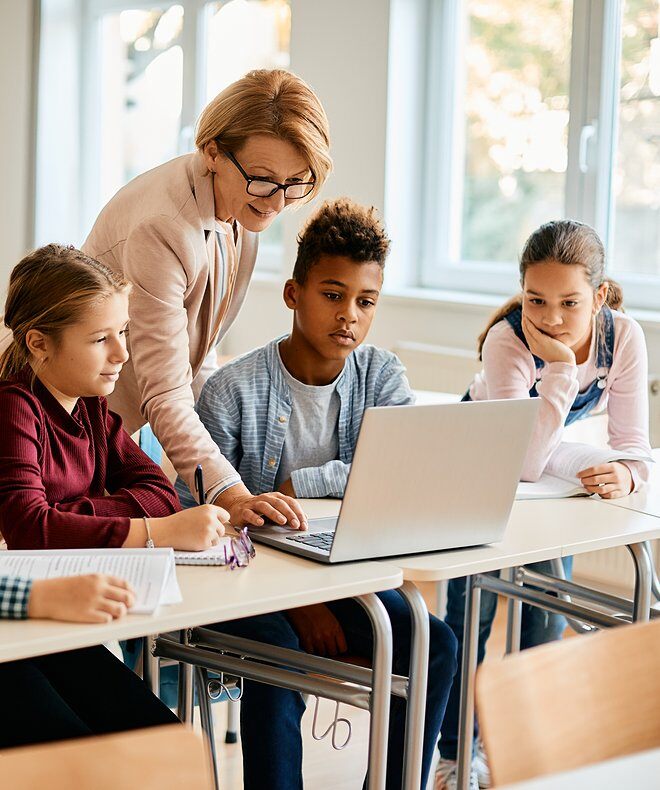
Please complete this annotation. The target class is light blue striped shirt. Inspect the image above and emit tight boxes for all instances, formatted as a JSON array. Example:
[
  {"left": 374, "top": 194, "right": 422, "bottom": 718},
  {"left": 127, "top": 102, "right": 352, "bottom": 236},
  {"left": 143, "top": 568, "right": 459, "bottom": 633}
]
[{"left": 175, "top": 336, "right": 414, "bottom": 505}]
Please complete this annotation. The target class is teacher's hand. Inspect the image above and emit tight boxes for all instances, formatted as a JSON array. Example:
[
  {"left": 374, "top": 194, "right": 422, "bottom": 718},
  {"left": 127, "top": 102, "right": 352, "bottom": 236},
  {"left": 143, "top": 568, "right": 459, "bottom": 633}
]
[{"left": 220, "top": 485, "right": 308, "bottom": 530}]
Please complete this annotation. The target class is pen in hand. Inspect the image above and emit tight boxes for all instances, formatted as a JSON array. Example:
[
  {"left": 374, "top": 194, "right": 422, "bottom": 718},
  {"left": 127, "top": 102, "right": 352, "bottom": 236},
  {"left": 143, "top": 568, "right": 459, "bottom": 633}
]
[{"left": 194, "top": 464, "right": 206, "bottom": 505}]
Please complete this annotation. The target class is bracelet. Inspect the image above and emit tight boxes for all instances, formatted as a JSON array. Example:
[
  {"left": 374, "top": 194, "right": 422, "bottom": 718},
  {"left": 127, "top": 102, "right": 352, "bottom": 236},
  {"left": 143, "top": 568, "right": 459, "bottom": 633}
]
[{"left": 143, "top": 516, "right": 155, "bottom": 549}]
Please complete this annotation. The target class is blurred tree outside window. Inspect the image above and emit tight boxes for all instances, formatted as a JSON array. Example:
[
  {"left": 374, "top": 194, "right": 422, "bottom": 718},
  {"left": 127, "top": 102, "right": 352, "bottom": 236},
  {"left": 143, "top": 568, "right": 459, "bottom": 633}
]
[
  {"left": 420, "top": 0, "right": 660, "bottom": 306},
  {"left": 39, "top": 0, "right": 291, "bottom": 272},
  {"left": 461, "top": 0, "right": 571, "bottom": 264},
  {"left": 612, "top": 0, "right": 660, "bottom": 277}
]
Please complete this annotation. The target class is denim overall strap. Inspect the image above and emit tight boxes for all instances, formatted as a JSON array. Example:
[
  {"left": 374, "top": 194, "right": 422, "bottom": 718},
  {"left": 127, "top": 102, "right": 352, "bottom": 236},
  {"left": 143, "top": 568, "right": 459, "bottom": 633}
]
[
  {"left": 564, "top": 305, "right": 614, "bottom": 425},
  {"left": 463, "top": 306, "right": 615, "bottom": 420}
]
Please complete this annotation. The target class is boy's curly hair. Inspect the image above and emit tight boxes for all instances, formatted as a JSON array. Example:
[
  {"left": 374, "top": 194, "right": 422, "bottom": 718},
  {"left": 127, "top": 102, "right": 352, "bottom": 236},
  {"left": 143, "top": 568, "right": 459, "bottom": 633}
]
[{"left": 292, "top": 198, "right": 391, "bottom": 284}]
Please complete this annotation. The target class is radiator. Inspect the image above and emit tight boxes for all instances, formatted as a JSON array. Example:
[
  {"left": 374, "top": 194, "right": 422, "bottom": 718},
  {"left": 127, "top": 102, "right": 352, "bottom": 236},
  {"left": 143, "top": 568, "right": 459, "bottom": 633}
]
[{"left": 392, "top": 338, "right": 660, "bottom": 596}]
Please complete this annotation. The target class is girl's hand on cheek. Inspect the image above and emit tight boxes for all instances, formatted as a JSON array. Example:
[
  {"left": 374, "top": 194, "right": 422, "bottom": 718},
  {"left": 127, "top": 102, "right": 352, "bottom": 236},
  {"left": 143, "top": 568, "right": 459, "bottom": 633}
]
[
  {"left": 577, "top": 462, "right": 634, "bottom": 499},
  {"left": 521, "top": 314, "right": 576, "bottom": 366}
]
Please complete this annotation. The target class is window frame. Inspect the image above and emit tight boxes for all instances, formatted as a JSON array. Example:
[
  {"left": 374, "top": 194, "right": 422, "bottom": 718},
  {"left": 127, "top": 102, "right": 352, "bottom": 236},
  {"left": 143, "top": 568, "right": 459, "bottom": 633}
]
[
  {"left": 38, "top": 0, "right": 284, "bottom": 271},
  {"left": 415, "top": 0, "right": 659, "bottom": 310}
]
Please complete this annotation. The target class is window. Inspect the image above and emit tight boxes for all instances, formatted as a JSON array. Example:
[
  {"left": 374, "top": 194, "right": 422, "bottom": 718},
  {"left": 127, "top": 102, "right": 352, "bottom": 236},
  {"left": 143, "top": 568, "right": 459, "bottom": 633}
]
[
  {"left": 91, "top": 5, "right": 185, "bottom": 221},
  {"left": 36, "top": 0, "right": 291, "bottom": 271},
  {"left": 401, "top": 0, "right": 660, "bottom": 308},
  {"left": 611, "top": 0, "right": 660, "bottom": 279}
]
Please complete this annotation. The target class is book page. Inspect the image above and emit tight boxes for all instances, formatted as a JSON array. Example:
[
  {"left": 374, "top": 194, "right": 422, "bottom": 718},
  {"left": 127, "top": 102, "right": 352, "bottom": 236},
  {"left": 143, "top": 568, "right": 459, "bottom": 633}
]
[
  {"left": 545, "top": 442, "right": 654, "bottom": 483},
  {"left": 516, "top": 474, "right": 588, "bottom": 500},
  {"left": 0, "top": 549, "right": 177, "bottom": 615}
]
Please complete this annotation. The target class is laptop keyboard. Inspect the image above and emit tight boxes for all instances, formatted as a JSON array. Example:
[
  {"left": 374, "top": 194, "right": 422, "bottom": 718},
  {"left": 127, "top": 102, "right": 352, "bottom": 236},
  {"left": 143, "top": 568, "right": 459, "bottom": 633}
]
[{"left": 286, "top": 531, "right": 334, "bottom": 553}]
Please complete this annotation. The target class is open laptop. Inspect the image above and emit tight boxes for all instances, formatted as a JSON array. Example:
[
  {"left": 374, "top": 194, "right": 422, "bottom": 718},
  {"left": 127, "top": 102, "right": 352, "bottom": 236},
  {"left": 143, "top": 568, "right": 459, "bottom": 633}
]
[{"left": 248, "top": 399, "right": 539, "bottom": 563}]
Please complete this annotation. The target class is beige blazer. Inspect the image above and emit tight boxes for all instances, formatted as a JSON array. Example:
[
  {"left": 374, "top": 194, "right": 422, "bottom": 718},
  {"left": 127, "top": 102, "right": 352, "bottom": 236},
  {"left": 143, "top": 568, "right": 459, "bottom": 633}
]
[{"left": 83, "top": 151, "right": 258, "bottom": 497}]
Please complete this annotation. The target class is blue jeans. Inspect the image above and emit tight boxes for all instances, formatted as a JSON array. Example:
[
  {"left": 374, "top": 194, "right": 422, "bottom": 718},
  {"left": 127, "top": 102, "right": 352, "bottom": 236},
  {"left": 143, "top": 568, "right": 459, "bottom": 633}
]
[
  {"left": 212, "top": 590, "right": 458, "bottom": 790},
  {"left": 438, "top": 557, "right": 573, "bottom": 760}
]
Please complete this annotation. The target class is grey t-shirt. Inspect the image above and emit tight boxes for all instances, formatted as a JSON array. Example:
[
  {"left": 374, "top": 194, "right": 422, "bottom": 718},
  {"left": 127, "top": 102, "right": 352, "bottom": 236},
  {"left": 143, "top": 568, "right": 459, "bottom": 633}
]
[{"left": 274, "top": 347, "right": 341, "bottom": 490}]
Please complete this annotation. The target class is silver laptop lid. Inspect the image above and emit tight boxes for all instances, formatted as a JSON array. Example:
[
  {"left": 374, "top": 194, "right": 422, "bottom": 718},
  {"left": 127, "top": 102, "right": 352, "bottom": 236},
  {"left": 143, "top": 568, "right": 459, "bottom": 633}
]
[{"left": 329, "top": 398, "right": 539, "bottom": 562}]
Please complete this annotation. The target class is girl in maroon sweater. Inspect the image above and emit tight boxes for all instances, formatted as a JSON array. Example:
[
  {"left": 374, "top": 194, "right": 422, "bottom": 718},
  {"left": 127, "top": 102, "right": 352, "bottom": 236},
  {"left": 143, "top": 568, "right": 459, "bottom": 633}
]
[{"left": 0, "top": 244, "right": 228, "bottom": 551}]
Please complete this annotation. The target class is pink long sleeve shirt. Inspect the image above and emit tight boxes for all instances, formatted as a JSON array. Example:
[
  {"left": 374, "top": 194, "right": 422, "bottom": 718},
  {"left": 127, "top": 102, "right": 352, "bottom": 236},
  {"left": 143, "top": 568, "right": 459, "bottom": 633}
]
[{"left": 467, "top": 310, "right": 652, "bottom": 488}]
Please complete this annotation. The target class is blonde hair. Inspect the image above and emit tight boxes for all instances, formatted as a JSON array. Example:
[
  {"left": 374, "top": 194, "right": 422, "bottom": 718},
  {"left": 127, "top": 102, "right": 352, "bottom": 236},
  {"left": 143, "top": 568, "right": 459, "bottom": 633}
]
[
  {"left": 477, "top": 220, "right": 623, "bottom": 356},
  {"left": 1, "top": 244, "right": 130, "bottom": 381},
  {"left": 195, "top": 69, "right": 332, "bottom": 203}
]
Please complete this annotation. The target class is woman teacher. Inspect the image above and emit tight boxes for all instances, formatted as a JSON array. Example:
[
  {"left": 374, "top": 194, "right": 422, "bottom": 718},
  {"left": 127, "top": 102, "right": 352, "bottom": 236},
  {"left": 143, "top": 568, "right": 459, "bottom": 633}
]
[{"left": 83, "top": 69, "right": 332, "bottom": 528}]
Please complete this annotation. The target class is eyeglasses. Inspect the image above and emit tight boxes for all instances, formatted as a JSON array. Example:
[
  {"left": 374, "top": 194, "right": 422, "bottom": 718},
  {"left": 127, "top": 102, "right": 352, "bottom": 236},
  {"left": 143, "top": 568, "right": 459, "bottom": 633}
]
[
  {"left": 224, "top": 527, "right": 256, "bottom": 570},
  {"left": 224, "top": 150, "right": 315, "bottom": 200}
]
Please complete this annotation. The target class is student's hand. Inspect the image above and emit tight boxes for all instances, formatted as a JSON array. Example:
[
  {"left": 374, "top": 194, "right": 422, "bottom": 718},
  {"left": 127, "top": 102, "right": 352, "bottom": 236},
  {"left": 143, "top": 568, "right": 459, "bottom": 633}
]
[
  {"left": 286, "top": 604, "right": 348, "bottom": 657},
  {"left": 521, "top": 314, "right": 576, "bottom": 366},
  {"left": 278, "top": 479, "right": 296, "bottom": 498},
  {"left": 153, "top": 504, "right": 229, "bottom": 550},
  {"left": 577, "top": 462, "right": 634, "bottom": 499},
  {"left": 220, "top": 485, "right": 308, "bottom": 530},
  {"left": 27, "top": 574, "right": 135, "bottom": 623}
]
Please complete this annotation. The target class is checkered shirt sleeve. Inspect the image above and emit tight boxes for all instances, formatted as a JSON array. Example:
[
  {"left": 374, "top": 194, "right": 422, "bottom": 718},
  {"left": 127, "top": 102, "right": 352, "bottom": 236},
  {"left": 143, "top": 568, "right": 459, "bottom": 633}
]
[{"left": 0, "top": 576, "right": 32, "bottom": 619}]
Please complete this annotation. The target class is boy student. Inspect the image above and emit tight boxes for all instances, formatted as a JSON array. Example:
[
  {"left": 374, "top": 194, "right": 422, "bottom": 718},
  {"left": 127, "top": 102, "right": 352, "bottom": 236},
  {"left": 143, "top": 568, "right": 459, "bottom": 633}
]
[
  {"left": 178, "top": 197, "right": 414, "bottom": 504},
  {"left": 176, "top": 199, "right": 458, "bottom": 790}
]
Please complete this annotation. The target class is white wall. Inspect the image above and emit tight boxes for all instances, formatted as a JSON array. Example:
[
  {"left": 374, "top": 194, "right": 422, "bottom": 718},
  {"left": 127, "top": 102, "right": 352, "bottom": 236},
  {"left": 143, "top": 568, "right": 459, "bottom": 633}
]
[
  {"left": 282, "top": 0, "right": 391, "bottom": 265},
  {"left": 4, "top": 0, "right": 660, "bottom": 375},
  {"left": 0, "top": 0, "right": 36, "bottom": 296}
]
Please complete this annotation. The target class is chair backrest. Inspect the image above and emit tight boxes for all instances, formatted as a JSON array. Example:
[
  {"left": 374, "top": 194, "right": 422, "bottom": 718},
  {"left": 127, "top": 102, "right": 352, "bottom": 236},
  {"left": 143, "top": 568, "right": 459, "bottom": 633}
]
[
  {"left": 476, "top": 619, "right": 660, "bottom": 786},
  {"left": 1, "top": 724, "right": 213, "bottom": 789}
]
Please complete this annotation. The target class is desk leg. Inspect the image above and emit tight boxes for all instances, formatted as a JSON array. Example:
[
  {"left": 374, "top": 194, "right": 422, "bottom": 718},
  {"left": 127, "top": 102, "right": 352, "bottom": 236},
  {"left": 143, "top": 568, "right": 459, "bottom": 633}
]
[
  {"left": 195, "top": 666, "right": 220, "bottom": 790},
  {"left": 456, "top": 575, "right": 481, "bottom": 790},
  {"left": 177, "top": 628, "right": 194, "bottom": 725},
  {"left": 397, "top": 581, "right": 429, "bottom": 790},
  {"left": 642, "top": 540, "right": 660, "bottom": 603},
  {"left": 142, "top": 636, "right": 160, "bottom": 697},
  {"left": 356, "top": 593, "right": 393, "bottom": 790},
  {"left": 504, "top": 567, "right": 522, "bottom": 654},
  {"left": 628, "top": 542, "right": 653, "bottom": 622}
]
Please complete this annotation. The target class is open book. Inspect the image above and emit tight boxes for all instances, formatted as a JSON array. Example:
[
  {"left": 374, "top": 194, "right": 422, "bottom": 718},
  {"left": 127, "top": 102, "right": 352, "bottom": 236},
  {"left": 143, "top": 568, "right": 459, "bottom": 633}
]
[
  {"left": 516, "top": 442, "right": 654, "bottom": 500},
  {"left": 0, "top": 548, "right": 182, "bottom": 615}
]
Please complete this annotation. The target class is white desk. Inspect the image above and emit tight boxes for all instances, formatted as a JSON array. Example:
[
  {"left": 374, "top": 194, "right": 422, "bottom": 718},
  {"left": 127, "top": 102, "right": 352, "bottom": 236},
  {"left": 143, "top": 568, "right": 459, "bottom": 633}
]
[
  {"left": 499, "top": 747, "right": 660, "bottom": 789},
  {"left": 0, "top": 548, "right": 401, "bottom": 663},
  {"left": 298, "top": 496, "right": 660, "bottom": 790},
  {"left": 298, "top": 496, "right": 660, "bottom": 579},
  {"left": 0, "top": 550, "right": 402, "bottom": 790}
]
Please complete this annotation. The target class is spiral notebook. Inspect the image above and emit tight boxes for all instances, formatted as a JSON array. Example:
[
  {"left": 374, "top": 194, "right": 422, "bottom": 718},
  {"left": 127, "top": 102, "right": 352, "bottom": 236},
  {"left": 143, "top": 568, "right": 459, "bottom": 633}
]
[{"left": 174, "top": 537, "right": 237, "bottom": 566}]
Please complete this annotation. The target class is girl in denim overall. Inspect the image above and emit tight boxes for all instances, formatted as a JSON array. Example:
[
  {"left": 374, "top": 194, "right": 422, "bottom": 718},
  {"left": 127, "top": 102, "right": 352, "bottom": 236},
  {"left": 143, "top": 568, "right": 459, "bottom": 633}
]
[{"left": 435, "top": 220, "right": 652, "bottom": 790}]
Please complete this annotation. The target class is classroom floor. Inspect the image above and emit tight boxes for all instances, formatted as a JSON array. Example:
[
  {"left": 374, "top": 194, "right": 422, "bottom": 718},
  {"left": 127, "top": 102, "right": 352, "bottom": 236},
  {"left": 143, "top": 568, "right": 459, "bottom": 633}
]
[{"left": 203, "top": 591, "right": 515, "bottom": 790}]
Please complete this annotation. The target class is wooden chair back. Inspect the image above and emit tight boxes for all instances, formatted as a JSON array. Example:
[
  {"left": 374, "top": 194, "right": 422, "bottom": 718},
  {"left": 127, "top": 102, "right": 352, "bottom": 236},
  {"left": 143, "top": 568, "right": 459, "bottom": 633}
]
[
  {"left": 0, "top": 724, "right": 213, "bottom": 789},
  {"left": 476, "top": 618, "right": 660, "bottom": 785}
]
